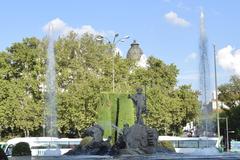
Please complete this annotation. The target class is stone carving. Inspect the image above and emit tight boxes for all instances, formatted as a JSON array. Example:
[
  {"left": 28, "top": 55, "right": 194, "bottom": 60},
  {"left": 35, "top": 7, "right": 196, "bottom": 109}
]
[
  {"left": 128, "top": 88, "right": 147, "bottom": 125},
  {"left": 85, "top": 124, "right": 104, "bottom": 142},
  {"left": 66, "top": 88, "right": 173, "bottom": 156},
  {"left": 65, "top": 124, "right": 111, "bottom": 155},
  {"left": 111, "top": 123, "right": 159, "bottom": 155}
]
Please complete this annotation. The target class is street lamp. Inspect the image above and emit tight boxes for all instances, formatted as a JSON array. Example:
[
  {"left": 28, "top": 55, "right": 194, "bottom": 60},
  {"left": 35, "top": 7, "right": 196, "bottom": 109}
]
[
  {"left": 213, "top": 44, "right": 220, "bottom": 139},
  {"left": 96, "top": 33, "right": 130, "bottom": 92},
  {"left": 219, "top": 117, "right": 229, "bottom": 152}
]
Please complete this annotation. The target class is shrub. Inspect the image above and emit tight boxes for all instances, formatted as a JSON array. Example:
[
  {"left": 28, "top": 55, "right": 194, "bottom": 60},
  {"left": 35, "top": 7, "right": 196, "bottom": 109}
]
[
  {"left": 158, "top": 141, "right": 175, "bottom": 152},
  {"left": 0, "top": 148, "right": 8, "bottom": 160},
  {"left": 97, "top": 93, "right": 135, "bottom": 140},
  {"left": 12, "top": 142, "right": 31, "bottom": 156}
]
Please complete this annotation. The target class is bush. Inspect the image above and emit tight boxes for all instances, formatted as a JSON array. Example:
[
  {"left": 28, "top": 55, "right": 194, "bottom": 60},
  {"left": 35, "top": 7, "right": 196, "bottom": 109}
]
[
  {"left": 158, "top": 141, "right": 175, "bottom": 152},
  {"left": 97, "top": 93, "right": 135, "bottom": 140},
  {"left": 12, "top": 142, "right": 31, "bottom": 156},
  {"left": 0, "top": 148, "right": 8, "bottom": 160}
]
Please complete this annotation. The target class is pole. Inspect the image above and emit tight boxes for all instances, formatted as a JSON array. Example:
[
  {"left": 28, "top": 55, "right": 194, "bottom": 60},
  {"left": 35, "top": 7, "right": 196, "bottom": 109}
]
[
  {"left": 97, "top": 34, "right": 129, "bottom": 93},
  {"left": 112, "top": 33, "right": 119, "bottom": 93},
  {"left": 226, "top": 117, "right": 229, "bottom": 152},
  {"left": 114, "top": 98, "right": 120, "bottom": 143},
  {"left": 213, "top": 44, "right": 220, "bottom": 139},
  {"left": 112, "top": 44, "right": 115, "bottom": 93}
]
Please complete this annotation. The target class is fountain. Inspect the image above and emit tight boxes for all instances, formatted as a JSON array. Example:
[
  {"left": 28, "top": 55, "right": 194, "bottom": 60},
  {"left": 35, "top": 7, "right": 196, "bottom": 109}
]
[
  {"left": 35, "top": 14, "right": 222, "bottom": 158},
  {"left": 65, "top": 88, "right": 165, "bottom": 156},
  {"left": 198, "top": 10, "right": 215, "bottom": 136},
  {"left": 45, "top": 24, "right": 58, "bottom": 137},
  {"left": 42, "top": 26, "right": 162, "bottom": 157}
]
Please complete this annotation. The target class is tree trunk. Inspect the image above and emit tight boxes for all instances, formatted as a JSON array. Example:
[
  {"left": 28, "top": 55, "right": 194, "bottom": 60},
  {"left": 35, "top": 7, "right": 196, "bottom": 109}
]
[
  {"left": 26, "top": 129, "right": 30, "bottom": 137},
  {"left": 24, "top": 129, "right": 27, "bottom": 137},
  {"left": 23, "top": 129, "right": 30, "bottom": 137},
  {"left": 77, "top": 130, "right": 81, "bottom": 137}
]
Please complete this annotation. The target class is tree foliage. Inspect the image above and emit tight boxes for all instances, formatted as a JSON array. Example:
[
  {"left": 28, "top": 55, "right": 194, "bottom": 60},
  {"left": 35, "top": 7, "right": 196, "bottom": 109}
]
[
  {"left": 218, "top": 75, "right": 240, "bottom": 140},
  {"left": 0, "top": 33, "right": 200, "bottom": 138},
  {"left": 0, "top": 38, "right": 45, "bottom": 137},
  {"left": 219, "top": 75, "right": 240, "bottom": 108}
]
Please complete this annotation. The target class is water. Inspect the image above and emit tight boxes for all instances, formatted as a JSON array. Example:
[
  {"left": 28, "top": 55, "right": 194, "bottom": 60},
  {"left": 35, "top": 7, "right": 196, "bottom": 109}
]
[
  {"left": 199, "top": 10, "right": 210, "bottom": 106},
  {"left": 199, "top": 10, "right": 214, "bottom": 136},
  {"left": 8, "top": 153, "right": 240, "bottom": 160},
  {"left": 45, "top": 24, "right": 58, "bottom": 137}
]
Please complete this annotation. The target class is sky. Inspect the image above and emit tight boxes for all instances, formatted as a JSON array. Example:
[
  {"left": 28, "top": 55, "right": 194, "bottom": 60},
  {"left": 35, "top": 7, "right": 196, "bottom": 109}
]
[{"left": 1, "top": 0, "right": 240, "bottom": 96}]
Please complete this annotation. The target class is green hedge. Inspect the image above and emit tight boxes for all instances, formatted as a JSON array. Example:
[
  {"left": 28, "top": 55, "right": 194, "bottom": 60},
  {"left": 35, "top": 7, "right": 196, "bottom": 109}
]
[
  {"left": 97, "top": 93, "right": 135, "bottom": 139},
  {"left": 97, "top": 93, "right": 114, "bottom": 138},
  {"left": 12, "top": 142, "right": 31, "bottom": 156},
  {"left": 118, "top": 94, "right": 135, "bottom": 129}
]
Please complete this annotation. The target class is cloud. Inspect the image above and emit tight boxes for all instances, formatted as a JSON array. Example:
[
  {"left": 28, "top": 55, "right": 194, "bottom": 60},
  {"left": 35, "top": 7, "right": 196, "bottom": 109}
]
[
  {"left": 217, "top": 45, "right": 240, "bottom": 76},
  {"left": 164, "top": 11, "right": 190, "bottom": 27},
  {"left": 185, "top": 52, "right": 197, "bottom": 62},
  {"left": 43, "top": 18, "right": 113, "bottom": 37},
  {"left": 43, "top": 18, "right": 66, "bottom": 33},
  {"left": 114, "top": 47, "right": 123, "bottom": 56},
  {"left": 136, "top": 54, "right": 149, "bottom": 68},
  {"left": 63, "top": 25, "right": 99, "bottom": 36}
]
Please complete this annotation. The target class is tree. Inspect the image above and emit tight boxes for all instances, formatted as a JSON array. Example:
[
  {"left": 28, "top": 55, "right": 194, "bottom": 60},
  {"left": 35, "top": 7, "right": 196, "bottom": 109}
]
[
  {"left": 0, "top": 37, "right": 45, "bottom": 137},
  {"left": 0, "top": 52, "right": 11, "bottom": 131},
  {"left": 176, "top": 85, "right": 200, "bottom": 132},
  {"left": 218, "top": 75, "right": 240, "bottom": 140},
  {"left": 219, "top": 75, "right": 240, "bottom": 108},
  {"left": 55, "top": 33, "right": 112, "bottom": 136},
  {"left": 0, "top": 32, "right": 201, "bottom": 138},
  {"left": 129, "top": 57, "right": 200, "bottom": 135}
]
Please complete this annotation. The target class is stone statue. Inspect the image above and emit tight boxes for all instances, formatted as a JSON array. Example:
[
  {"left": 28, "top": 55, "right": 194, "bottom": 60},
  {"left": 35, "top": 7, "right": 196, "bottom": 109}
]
[
  {"left": 85, "top": 124, "right": 104, "bottom": 142},
  {"left": 128, "top": 88, "right": 147, "bottom": 125},
  {"left": 66, "top": 124, "right": 112, "bottom": 155}
]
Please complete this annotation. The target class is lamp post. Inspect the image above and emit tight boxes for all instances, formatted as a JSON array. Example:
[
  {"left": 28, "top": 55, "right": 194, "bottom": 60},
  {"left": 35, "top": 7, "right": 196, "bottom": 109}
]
[
  {"left": 96, "top": 34, "right": 129, "bottom": 92},
  {"left": 226, "top": 117, "right": 229, "bottom": 152},
  {"left": 219, "top": 117, "right": 229, "bottom": 152},
  {"left": 213, "top": 44, "right": 220, "bottom": 139}
]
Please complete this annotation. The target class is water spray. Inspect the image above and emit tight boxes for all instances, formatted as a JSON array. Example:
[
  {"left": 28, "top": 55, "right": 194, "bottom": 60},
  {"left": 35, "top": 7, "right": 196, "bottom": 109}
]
[{"left": 45, "top": 23, "right": 58, "bottom": 137}]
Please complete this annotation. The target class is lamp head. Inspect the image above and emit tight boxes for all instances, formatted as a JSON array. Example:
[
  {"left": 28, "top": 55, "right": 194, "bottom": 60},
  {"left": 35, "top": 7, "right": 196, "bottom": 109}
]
[{"left": 96, "top": 35, "right": 104, "bottom": 41}]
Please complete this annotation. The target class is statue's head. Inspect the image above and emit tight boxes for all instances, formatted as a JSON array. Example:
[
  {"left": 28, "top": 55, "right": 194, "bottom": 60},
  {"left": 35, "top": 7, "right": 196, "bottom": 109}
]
[
  {"left": 123, "top": 123, "right": 129, "bottom": 128},
  {"left": 136, "top": 88, "right": 143, "bottom": 94}
]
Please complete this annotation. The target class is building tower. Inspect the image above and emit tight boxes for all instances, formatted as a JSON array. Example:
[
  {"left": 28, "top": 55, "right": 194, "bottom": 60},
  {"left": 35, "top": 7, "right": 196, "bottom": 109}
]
[{"left": 127, "top": 40, "right": 143, "bottom": 61}]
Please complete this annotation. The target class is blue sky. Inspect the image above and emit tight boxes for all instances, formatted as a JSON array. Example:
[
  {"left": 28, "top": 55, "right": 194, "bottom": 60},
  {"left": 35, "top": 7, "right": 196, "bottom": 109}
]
[{"left": 1, "top": 0, "right": 240, "bottom": 94}]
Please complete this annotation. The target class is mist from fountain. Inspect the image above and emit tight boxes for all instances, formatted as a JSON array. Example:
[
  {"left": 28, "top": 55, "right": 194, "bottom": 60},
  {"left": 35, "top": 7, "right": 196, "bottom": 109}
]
[
  {"left": 199, "top": 10, "right": 215, "bottom": 136},
  {"left": 45, "top": 24, "right": 58, "bottom": 137}
]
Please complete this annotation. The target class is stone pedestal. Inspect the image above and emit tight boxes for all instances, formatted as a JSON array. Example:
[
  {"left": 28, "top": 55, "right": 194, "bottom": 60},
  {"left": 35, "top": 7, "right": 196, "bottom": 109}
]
[
  {"left": 113, "top": 124, "right": 159, "bottom": 155},
  {"left": 65, "top": 125, "right": 111, "bottom": 155}
]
